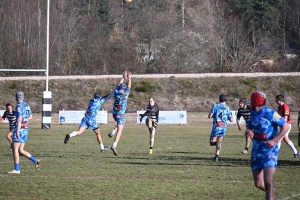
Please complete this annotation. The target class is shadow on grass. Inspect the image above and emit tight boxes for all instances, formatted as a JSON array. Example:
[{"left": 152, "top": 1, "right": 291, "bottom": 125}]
[
  {"left": 277, "top": 159, "right": 300, "bottom": 167},
  {"left": 109, "top": 154, "right": 252, "bottom": 167}
]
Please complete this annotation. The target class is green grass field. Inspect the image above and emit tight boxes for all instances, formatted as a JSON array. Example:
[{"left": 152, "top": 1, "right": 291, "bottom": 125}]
[{"left": 0, "top": 124, "right": 300, "bottom": 200}]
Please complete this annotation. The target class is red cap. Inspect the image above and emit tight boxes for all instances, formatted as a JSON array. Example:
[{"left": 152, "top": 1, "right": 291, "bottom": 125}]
[{"left": 251, "top": 91, "right": 266, "bottom": 108}]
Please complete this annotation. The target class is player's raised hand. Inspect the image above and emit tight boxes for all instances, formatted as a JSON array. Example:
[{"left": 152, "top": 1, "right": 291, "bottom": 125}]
[
  {"left": 123, "top": 71, "right": 128, "bottom": 79},
  {"left": 127, "top": 71, "right": 132, "bottom": 79}
]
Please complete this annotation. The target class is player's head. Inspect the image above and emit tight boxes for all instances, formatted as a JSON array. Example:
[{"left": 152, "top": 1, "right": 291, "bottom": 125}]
[
  {"left": 117, "top": 83, "right": 127, "bottom": 91},
  {"left": 5, "top": 103, "right": 13, "bottom": 110},
  {"left": 251, "top": 91, "right": 266, "bottom": 108},
  {"left": 149, "top": 97, "right": 155, "bottom": 106},
  {"left": 239, "top": 98, "right": 247, "bottom": 107},
  {"left": 275, "top": 94, "right": 285, "bottom": 105},
  {"left": 219, "top": 94, "right": 227, "bottom": 102},
  {"left": 16, "top": 91, "right": 24, "bottom": 102},
  {"left": 94, "top": 92, "right": 101, "bottom": 99}
]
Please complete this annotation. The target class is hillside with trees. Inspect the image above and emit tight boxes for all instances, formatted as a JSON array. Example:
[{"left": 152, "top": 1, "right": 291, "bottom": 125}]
[{"left": 0, "top": 0, "right": 300, "bottom": 76}]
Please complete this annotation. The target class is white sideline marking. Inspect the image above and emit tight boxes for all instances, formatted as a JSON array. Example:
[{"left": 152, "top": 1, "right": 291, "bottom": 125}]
[{"left": 281, "top": 193, "right": 300, "bottom": 200}]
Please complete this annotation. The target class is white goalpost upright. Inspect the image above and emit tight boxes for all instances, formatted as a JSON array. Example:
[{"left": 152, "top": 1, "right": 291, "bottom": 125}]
[
  {"left": 0, "top": 0, "right": 52, "bottom": 129},
  {"left": 42, "top": 0, "right": 52, "bottom": 129}
]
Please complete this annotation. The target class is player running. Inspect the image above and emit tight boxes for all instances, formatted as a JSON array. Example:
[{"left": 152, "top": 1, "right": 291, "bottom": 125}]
[
  {"left": 245, "top": 91, "right": 289, "bottom": 200},
  {"left": 8, "top": 91, "right": 40, "bottom": 174},
  {"left": 236, "top": 98, "right": 252, "bottom": 154},
  {"left": 0, "top": 103, "right": 16, "bottom": 151},
  {"left": 138, "top": 97, "right": 159, "bottom": 154},
  {"left": 208, "top": 94, "right": 233, "bottom": 161},
  {"left": 275, "top": 94, "right": 298, "bottom": 158}
]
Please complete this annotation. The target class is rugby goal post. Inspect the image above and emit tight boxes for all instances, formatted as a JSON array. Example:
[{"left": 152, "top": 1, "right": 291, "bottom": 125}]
[{"left": 0, "top": 0, "right": 52, "bottom": 129}]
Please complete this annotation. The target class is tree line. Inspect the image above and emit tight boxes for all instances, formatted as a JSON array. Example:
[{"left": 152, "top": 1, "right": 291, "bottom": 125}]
[{"left": 0, "top": 0, "right": 299, "bottom": 76}]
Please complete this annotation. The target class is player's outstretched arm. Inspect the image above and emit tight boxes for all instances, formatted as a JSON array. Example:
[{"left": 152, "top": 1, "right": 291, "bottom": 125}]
[
  {"left": 127, "top": 71, "right": 132, "bottom": 89},
  {"left": 102, "top": 93, "right": 114, "bottom": 101},
  {"left": 117, "top": 71, "right": 127, "bottom": 86}
]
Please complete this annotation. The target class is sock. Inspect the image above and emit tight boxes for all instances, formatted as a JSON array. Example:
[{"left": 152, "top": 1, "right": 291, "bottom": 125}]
[
  {"left": 245, "top": 147, "right": 248, "bottom": 151},
  {"left": 215, "top": 154, "right": 219, "bottom": 158},
  {"left": 29, "top": 156, "right": 37, "bottom": 164},
  {"left": 150, "top": 147, "right": 153, "bottom": 149},
  {"left": 70, "top": 131, "right": 77, "bottom": 137},
  {"left": 288, "top": 141, "right": 297, "bottom": 154},
  {"left": 15, "top": 163, "right": 20, "bottom": 171},
  {"left": 111, "top": 129, "right": 116, "bottom": 136},
  {"left": 278, "top": 142, "right": 281, "bottom": 149},
  {"left": 113, "top": 142, "right": 117, "bottom": 148},
  {"left": 100, "top": 143, "right": 104, "bottom": 150}
]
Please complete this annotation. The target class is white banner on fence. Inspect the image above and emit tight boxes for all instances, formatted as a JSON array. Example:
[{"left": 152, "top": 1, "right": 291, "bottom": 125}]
[
  {"left": 58, "top": 110, "right": 108, "bottom": 124},
  {"left": 227, "top": 110, "right": 245, "bottom": 125},
  {"left": 0, "top": 110, "right": 8, "bottom": 123},
  {"left": 137, "top": 110, "right": 187, "bottom": 124}
]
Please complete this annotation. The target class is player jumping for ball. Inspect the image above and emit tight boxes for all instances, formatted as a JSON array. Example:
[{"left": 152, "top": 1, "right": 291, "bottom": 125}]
[
  {"left": 108, "top": 71, "right": 132, "bottom": 156},
  {"left": 64, "top": 92, "right": 113, "bottom": 152}
]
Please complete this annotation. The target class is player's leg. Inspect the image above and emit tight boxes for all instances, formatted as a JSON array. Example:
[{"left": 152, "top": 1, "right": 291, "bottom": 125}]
[
  {"left": 18, "top": 142, "right": 41, "bottom": 172},
  {"left": 242, "top": 135, "right": 251, "bottom": 154},
  {"left": 277, "top": 124, "right": 291, "bottom": 149},
  {"left": 209, "top": 130, "right": 219, "bottom": 161},
  {"left": 277, "top": 136, "right": 283, "bottom": 149},
  {"left": 111, "top": 115, "right": 125, "bottom": 156},
  {"left": 64, "top": 118, "right": 87, "bottom": 144},
  {"left": 263, "top": 167, "right": 276, "bottom": 200},
  {"left": 252, "top": 169, "right": 265, "bottom": 191},
  {"left": 6, "top": 131, "right": 13, "bottom": 151},
  {"left": 8, "top": 142, "right": 21, "bottom": 174},
  {"left": 147, "top": 118, "right": 153, "bottom": 129},
  {"left": 215, "top": 136, "right": 223, "bottom": 158},
  {"left": 94, "top": 128, "right": 103, "bottom": 144},
  {"left": 108, "top": 114, "right": 118, "bottom": 138},
  {"left": 209, "top": 133, "right": 217, "bottom": 146},
  {"left": 71, "top": 126, "right": 86, "bottom": 137},
  {"left": 108, "top": 125, "right": 117, "bottom": 138},
  {"left": 92, "top": 126, "right": 108, "bottom": 152},
  {"left": 146, "top": 118, "right": 154, "bottom": 154},
  {"left": 282, "top": 124, "right": 298, "bottom": 157},
  {"left": 114, "top": 124, "right": 124, "bottom": 144},
  {"left": 149, "top": 125, "right": 156, "bottom": 154}
]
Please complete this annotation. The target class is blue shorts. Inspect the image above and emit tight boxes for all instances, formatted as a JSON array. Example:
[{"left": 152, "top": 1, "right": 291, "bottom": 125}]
[
  {"left": 113, "top": 114, "right": 125, "bottom": 125},
  {"left": 80, "top": 116, "right": 98, "bottom": 130},
  {"left": 210, "top": 128, "right": 226, "bottom": 138},
  {"left": 12, "top": 128, "right": 29, "bottom": 143},
  {"left": 251, "top": 154, "right": 278, "bottom": 171}
]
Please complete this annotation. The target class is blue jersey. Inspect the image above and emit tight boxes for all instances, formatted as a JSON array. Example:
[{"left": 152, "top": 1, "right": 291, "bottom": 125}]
[
  {"left": 16, "top": 101, "right": 31, "bottom": 123},
  {"left": 13, "top": 101, "right": 31, "bottom": 142},
  {"left": 112, "top": 87, "right": 131, "bottom": 114},
  {"left": 248, "top": 106, "right": 286, "bottom": 158},
  {"left": 24, "top": 103, "right": 32, "bottom": 122},
  {"left": 85, "top": 94, "right": 113, "bottom": 118},
  {"left": 210, "top": 103, "right": 232, "bottom": 132}
]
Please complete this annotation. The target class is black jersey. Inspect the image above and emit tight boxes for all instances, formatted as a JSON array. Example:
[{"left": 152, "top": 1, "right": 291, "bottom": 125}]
[
  {"left": 139, "top": 104, "right": 159, "bottom": 124},
  {"left": 236, "top": 105, "right": 251, "bottom": 124},
  {"left": 2, "top": 110, "right": 17, "bottom": 130}
]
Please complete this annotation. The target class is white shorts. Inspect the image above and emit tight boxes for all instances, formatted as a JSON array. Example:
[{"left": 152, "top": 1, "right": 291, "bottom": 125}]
[{"left": 284, "top": 123, "right": 291, "bottom": 136}]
